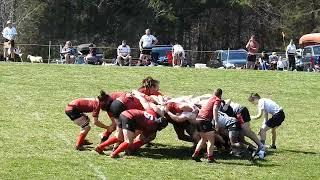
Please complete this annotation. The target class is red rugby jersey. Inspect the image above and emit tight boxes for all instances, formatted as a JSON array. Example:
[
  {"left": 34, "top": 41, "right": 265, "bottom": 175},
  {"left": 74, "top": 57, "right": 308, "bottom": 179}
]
[
  {"left": 117, "top": 93, "right": 144, "bottom": 110},
  {"left": 121, "top": 109, "right": 158, "bottom": 136},
  {"left": 65, "top": 98, "right": 101, "bottom": 117},
  {"left": 197, "top": 96, "right": 221, "bottom": 120},
  {"left": 138, "top": 87, "right": 163, "bottom": 96}
]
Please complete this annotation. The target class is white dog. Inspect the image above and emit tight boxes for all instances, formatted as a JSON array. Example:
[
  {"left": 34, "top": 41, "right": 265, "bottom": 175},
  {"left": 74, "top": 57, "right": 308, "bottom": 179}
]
[{"left": 27, "top": 55, "right": 43, "bottom": 63}]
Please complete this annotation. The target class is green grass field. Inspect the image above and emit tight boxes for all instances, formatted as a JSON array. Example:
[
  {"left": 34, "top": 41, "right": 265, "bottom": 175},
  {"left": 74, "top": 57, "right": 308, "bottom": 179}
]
[{"left": 0, "top": 63, "right": 319, "bottom": 179}]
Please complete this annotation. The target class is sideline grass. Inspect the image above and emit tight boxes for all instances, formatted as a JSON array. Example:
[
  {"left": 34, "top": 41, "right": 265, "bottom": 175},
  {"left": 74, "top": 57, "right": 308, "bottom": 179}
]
[{"left": 0, "top": 63, "right": 319, "bottom": 179}]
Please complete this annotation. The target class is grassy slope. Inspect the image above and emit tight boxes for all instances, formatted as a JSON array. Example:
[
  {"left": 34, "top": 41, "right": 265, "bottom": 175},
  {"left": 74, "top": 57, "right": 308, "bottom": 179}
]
[{"left": 0, "top": 63, "right": 319, "bottom": 179}]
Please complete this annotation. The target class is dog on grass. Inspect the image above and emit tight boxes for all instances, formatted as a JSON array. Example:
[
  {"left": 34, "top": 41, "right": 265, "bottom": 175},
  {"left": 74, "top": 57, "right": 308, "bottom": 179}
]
[{"left": 27, "top": 55, "right": 43, "bottom": 63}]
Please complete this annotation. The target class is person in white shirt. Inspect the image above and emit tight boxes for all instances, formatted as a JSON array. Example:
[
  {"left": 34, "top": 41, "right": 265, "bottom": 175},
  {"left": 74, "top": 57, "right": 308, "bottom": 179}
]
[
  {"left": 116, "top": 40, "right": 132, "bottom": 66},
  {"left": 277, "top": 57, "right": 285, "bottom": 71},
  {"left": 249, "top": 93, "right": 285, "bottom": 151},
  {"left": 2, "top": 20, "right": 17, "bottom": 60},
  {"left": 138, "top": 29, "right": 158, "bottom": 66},
  {"left": 172, "top": 44, "right": 185, "bottom": 67},
  {"left": 286, "top": 39, "right": 296, "bottom": 71}
]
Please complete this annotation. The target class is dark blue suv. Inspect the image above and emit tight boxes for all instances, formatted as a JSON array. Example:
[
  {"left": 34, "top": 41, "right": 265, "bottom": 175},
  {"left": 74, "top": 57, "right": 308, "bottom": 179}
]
[{"left": 151, "top": 45, "right": 173, "bottom": 65}]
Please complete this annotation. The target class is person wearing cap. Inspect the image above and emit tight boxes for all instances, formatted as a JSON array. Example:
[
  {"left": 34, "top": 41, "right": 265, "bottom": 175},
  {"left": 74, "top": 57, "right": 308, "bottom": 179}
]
[
  {"left": 116, "top": 40, "right": 132, "bottom": 66},
  {"left": 2, "top": 20, "right": 17, "bottom": 60}
]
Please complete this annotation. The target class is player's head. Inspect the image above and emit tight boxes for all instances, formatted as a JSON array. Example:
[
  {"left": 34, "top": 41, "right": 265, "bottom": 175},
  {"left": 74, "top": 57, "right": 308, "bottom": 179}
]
[
  {"left": 7, "top": 20, "right": 12, "bottom": 27},
  {"left": 156, "top": 117, "right": 168, "bottom": 131},
  {"left": 250, "top": 35, "right": 256, "bottom": 41},
  {"left": 122, "top": 40, "right": 127, "bottom": 46},
  {"left": 98, "top": 90, "right": 112, "bottom": 111},
  {"left": 141, "top": 76, "right": 160, "bottom": 91},
  {"left": 220, "top": 100, "right": 227, "bottom": 111},
  {"left": 165, "top": 102, "right": 183, "bottom": 114},
  {"left": 248, "top": 93, "right": 261, "bottom": 104},
  {"left": 145, "top": 29, "right": 151, "bottom": 35},
  {"left": 214, "top": 88, "right": 223, "bottom": 98}
]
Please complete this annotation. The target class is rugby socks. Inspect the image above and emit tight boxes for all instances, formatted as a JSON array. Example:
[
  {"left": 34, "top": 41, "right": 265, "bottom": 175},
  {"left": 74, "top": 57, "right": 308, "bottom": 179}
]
[
  {"left": 208, "top": 155, "right": 215, "bottom": 162},
  {"left": 128, "top": 139, "right": 145, "bottom": 151},
  {"left": 192, "top": 150, "right": 200, "bottom": 157},
  {"left": 76, "top": 132, "right": 87, "bottom": 148},
  {"left": 111, "top": 142, "right": 129, "bottom": 157},
  {"left": 98, "top": 136, "right": 119, "bottom": 150},
  {"left": 101, "top": 130, "right": 112, "bottom": 142},
  {"left": 192, "top": 150, "right": 201, "bottom": 162}
]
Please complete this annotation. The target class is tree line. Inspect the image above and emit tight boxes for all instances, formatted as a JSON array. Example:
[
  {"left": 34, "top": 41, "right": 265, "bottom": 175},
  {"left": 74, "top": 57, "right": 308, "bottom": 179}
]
[{"left": 1, "top": 0, "right": 319, "bottom": 62}]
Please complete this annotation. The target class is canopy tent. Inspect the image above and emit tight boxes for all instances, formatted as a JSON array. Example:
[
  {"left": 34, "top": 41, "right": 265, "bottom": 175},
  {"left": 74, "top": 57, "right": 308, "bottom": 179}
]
[{"left": 299, "top": 33, "right": 320, "bottom": 47}]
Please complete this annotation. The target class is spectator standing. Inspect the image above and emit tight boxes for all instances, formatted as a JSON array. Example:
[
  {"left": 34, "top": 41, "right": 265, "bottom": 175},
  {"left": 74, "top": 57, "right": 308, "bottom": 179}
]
[
  {"left": 286, "top": 39, "right": 296, "bottom": 71},
  {"left": 2, "top": 20, "right": 17, "bottom": 61},
  {"left": 172, "top": 44, "right": 185, "bottom": 67},
  {"left": 61, "top": 41, "right": 77, "bottom": 64},
  {"left": 246, "top": 35, "right": 259, "bottom": 69},
  {"left": 138, "top": 29, "right": 158, "bottom": 66},
  {"left": 116, "top": 40, "right": 132, "bottom": 66}
]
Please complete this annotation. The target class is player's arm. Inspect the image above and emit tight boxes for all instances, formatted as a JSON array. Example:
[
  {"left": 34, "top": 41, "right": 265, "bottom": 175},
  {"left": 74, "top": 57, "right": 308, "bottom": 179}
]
[
  {"left": 126, "top": 46, "right": 131, "bottom": 58},
  {"left": 246, "top": 40, "right": 251, "bottom": 49},
  {"left": 117, "top": 47, "right": 121, "bottom": 57},
  {"left": 166, "top": 111, "right": 187, "bottom": 123},
  {"left": 153, "top": 36, "right": 158, "bottom": 45},
  {"left": 263, "top": 110, "right": 268, "bottom": 122},
  {"left": 213, "top": 104, "right": 219, "bottom": 129},
  {"left": 251, "top": 108, "right": 263, "bottom": 120},
  {"left": 139, "top": 38, "right": 143, "bottom": 50},
  {"left": 93, "top": 117, "right": 109, "bottom": 129},
  {"left": 222, "top": 99, "right": 231, "bottom": 111},
  {"left": 132, "top": 90, "right": 152, "bottom": 110},
  {"left": 156, "top": 95, "right": 165, "bottom": 105}
]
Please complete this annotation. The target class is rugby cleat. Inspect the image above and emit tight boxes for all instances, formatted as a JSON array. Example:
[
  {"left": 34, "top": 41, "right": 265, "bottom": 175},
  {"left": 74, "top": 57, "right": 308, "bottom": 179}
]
[
  {"left": 94, "top": 146, "right": 104, "bottom": 155},
  {"left": 83, "top": 139, "right": 93, "bottom": 146},
  {"left": 110, "top": 153, "right": 120, "bottom": 158},
  {"left": 99, "top": 133, "right": 109, "bottom": 143},
  {"left": 192, "top": 154, "right": 202, "bottom": 162},
  {"left": 269, "top": 145, "right": 277, "bottom": 149},
  {"left": 75, "top": 145, "right": 86, "bottom": 151},
  {"left": 207, "top": 156, "right": 216, "bottom": 163}
]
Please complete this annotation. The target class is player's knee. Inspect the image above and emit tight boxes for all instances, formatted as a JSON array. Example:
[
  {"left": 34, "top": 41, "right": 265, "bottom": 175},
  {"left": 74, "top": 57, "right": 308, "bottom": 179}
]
[{"left": 82, "top": 124, "right": 91, "bottom": 132}]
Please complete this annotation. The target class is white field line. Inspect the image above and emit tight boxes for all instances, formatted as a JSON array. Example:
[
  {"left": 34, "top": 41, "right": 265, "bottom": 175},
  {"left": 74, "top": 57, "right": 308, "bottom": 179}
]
[{"left": 57, "top": 133, "right": 107, "bottom": 180}]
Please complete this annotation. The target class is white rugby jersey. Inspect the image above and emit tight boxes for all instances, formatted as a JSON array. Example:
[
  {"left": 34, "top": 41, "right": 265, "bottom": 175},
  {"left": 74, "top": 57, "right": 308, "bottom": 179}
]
[{"left": 258, "top": 98, "right": 282, "bottom": 115}]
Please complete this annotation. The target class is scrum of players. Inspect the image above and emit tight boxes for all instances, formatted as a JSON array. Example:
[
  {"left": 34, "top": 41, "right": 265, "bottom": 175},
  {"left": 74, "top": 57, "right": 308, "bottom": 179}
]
[{"left": 65, "top": 76, "right": 285, "bottom": 163}]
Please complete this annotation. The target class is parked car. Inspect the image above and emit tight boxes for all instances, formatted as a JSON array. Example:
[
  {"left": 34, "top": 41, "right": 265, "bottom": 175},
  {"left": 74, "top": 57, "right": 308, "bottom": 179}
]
[
  {"left": 151, "top": 45, "right": 173, "bottom": 65},
  {"left": 208, "top": 49, "right": 248, "bottom": 68},
  {"left": 300, "top": 45, "right": 320, "bottom": 71}
]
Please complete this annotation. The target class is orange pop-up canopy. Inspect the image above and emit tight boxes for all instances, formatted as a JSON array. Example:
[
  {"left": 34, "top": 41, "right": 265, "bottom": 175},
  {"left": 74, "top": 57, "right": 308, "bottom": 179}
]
[{"left": 299, "top": 33, "right": 320, "bottom": 47}]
